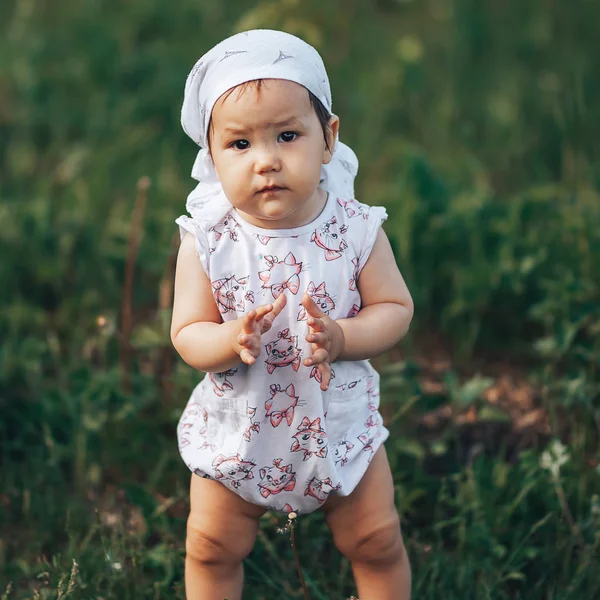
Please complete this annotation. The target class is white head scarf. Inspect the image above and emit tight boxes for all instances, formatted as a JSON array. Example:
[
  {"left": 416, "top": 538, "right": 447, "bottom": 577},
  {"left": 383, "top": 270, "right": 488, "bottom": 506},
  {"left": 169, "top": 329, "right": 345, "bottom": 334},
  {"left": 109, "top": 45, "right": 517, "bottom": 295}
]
[{"left": 180, "top": 29, "right": 359, "bottom": 222}]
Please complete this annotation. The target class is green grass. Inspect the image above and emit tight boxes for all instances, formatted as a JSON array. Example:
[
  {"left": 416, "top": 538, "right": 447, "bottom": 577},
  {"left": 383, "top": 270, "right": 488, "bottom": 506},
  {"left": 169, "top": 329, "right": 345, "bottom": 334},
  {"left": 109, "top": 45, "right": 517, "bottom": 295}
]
[{"left": 1, "top": 0, "right": 599, "bottom": 597}]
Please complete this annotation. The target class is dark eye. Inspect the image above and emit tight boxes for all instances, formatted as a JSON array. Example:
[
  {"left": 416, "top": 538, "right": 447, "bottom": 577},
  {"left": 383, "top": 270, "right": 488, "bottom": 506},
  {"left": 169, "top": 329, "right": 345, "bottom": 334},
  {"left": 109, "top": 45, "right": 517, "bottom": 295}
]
[
  {"left": 331, "top": 233, "right": 337, "bottom": 239},
  {"left": 229, "top": 470, "right": 236, "bottom": 476},
  {"left": 267, "top": 475, "right": 272, "bottom": 481},
  {"left": 233, "top": 285, "right": 239, "bottom": 291},
  {"left": 243, "top": 468, "right": 249, "bottom": 473},
  {"left": 278, "top": 131, "right": 297, "bottom": 143},
  {"left": 288, "top": 345, "right": 293, "bottom": 352},
  {"left": 232, "top": 139, "right": 250, "bottom": 150},
  {"left": 302, "top": 434, "right": 310, "bottom": 441},
  {"left": 317, "top": 438, "right": 324, "bottom": 444}
]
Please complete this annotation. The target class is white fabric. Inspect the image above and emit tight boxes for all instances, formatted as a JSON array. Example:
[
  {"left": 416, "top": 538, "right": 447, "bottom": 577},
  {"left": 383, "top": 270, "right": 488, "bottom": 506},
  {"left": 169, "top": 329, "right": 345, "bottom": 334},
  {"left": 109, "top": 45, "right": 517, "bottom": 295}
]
[
  {"left": 176, "top": 196, "right": 389, "bottom": 513},
  {"left": 180, "top": 29, "right": 359, "bottom": 224}
]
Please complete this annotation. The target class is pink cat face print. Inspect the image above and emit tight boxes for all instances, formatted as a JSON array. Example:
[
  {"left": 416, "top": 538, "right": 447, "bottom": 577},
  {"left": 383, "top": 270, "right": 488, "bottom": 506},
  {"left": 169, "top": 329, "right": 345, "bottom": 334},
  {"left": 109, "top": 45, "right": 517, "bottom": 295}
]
[
  {"left": 209, "top": 214, "right": 239, "bottom": 241},
  {"left": 259, "top": 252, "right": 303, "bottom": 299},
  {"left": 311, "top": 217, "right": 348, "bottom": 261},
  {"left": 265, "top": 384, "right": 298, "bottom": 427},
  {"left": 290, "top": 417, "right": 328, "bottom": 461},
  {"left": 297, "top": 281, "right": 336, "bottom": 321},
  {"left": 208, "top": 369, "right": 236, "bottom": 397},
  {"left": 304, "top": 476, "right": 341, "bottom": 503},
  {"left": 258, "top": 458, "right": 297, "bottom": 498},
  {"left": 332, "top": 440, "right": 354, "bottom": 466},
  {"left": 212, "top": 454, "right": 256, "bottom": 489},
  {"left": 212, "top": 275, "right": 249, "bottom": 313},
  {"left": 337, "top": 198, "right": 368, "bottom": 219},
  {"left": 264, "top": 329, "right": 302, "bottom": 374}
]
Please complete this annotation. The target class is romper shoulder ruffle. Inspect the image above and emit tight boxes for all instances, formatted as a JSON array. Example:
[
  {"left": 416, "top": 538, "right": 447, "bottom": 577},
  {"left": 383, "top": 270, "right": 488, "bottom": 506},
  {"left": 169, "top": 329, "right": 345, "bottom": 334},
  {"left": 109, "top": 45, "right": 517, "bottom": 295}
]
[
  {"left": 175, "top": 215, "right": 212, "bottom": 276},
  {"left": 357, "top": 203, "right": 388, "bottom": 272},
  {"left": 334, "top": 197, "right": 388, "bottom": 274}
]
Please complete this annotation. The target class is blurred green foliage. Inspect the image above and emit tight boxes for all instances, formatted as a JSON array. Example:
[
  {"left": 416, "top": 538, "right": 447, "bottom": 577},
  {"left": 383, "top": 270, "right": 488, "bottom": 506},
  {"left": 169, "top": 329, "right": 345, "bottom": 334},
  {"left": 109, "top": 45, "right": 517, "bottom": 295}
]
[{"left": 1, "top": 0, "right": 599, "bottom": 598}]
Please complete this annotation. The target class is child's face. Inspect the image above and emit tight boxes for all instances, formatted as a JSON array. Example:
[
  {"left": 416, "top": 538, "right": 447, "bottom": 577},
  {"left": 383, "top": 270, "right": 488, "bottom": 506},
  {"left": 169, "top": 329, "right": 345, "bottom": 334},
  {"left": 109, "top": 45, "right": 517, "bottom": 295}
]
[{"left": 210, "top": 79, "right": 338, "bottom": 229}]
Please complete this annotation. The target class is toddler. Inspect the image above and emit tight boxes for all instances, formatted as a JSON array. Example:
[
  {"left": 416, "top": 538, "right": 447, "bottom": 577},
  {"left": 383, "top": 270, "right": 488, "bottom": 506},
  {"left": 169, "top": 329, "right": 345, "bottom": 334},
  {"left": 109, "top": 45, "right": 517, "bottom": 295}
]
[{"left": 171, "top": 29, "right": 414, "bottom": 600}]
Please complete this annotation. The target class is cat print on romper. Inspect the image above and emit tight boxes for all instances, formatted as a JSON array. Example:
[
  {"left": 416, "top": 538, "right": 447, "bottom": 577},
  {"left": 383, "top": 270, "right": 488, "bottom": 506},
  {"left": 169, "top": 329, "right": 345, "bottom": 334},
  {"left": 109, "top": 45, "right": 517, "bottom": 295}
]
[
  {"left": 264, "top": 329, "right": 302, "bottom": 374},
  {"left": 309, "top": 365, "right": 335, "bottom": 384},
  {"left": 243, "top": 407, "right": 261, "bottom": 442},
  {"left": 349, "top": 257, "right": 360, "bottom": 291},
  {"left": 357, "top": 414, "right": 382, "bottom": 462},
  {"left": 366, "top": 376, "right": 380, "bottom": 412},
  {"left": 311, "top": 216, "right": 348, "bottom": 261},
  {"left": 212, "top": 275, "right": 249, "bottom": 313},
  {"left": 265, "top": 384, "right": 298, "bottom": 427},
  {"left": 290, "top": 417, "right": 328, "bottom": 461},
  {"left": 212, "top": 454, "right": 256, "bottom": 489},
  {"left": 334, "top": 379, "right": 360, "bottom": 392},
  {"left": 297, "top": 281, "right": 336, "bottom": 321},
  {"left": 347, "top": 303, "right": 360, "bottom": 318},
  {"left": 256, "top": 234, "right": 271, "bottom": 245},
  {"left": 332, "top": 440, "right": 355, "bottom": 466},
  {"left": 304, "top": 476, "right": 341, "bottom": 504},
  {"left": 208, "top": 369, "right": 236, "bottom": 397},
  {"left": 179, "top": 400, "right": 201, "bottom": 449},
  {"left": 259, "top": 252, "right": 303, "bottom": 299},
  {"left": 196, "top": 407, "right": 216, "bottom": 451},
  {"left": 337, "top": 197, "right": 368, "bottom": 219},
  {"left": 210, "top": 213, "right": 239, "bottom": 241},
  {"left": 258, "top": 458, "right": 297, "bottom": 498}
]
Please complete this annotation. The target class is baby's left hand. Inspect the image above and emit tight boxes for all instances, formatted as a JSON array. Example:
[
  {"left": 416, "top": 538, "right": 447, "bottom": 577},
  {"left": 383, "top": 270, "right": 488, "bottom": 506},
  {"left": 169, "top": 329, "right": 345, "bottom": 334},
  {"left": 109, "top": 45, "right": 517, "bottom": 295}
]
[{"left": 301, "top": 293, "right": 345, "bottom": 391}]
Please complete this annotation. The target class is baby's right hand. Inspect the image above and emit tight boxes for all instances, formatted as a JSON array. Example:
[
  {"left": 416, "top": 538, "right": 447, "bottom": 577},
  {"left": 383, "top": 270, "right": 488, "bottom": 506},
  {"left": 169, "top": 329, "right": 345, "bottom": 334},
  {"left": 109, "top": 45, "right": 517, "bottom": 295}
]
[{"left": 235, "top": 294, "right": 287, "bottom": 365}]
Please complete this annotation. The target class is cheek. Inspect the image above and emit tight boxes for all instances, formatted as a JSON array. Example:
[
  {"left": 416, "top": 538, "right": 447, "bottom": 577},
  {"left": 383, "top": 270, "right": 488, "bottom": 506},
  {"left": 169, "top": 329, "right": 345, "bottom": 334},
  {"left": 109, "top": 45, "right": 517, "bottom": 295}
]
[
  {"left": 213, "top": 156, "right": 252, "bottom": 201},
  {"left": 288, "top": 146, "right": 323, "bottom": 186}
]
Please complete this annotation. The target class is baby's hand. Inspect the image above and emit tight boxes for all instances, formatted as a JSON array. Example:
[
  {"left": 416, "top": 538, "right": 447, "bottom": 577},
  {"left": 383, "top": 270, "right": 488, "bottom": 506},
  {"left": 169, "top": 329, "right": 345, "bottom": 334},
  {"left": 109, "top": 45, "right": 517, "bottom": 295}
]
[
  {"left": 235, "top": 294, "right": 287, "bottom": 365},
  {"left": 301, "top": 293, "right": 345, "bottom": 391}
]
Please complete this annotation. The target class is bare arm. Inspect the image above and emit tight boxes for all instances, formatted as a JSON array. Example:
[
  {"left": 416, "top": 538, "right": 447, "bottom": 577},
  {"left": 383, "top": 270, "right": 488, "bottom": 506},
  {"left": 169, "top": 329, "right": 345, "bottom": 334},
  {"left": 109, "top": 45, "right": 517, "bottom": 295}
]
[
  {"left": 170, "top": 233, "right": 285, "bottom": 373},
  {"left": 335, "top": 228, "right": 414, "bottom": 361}
]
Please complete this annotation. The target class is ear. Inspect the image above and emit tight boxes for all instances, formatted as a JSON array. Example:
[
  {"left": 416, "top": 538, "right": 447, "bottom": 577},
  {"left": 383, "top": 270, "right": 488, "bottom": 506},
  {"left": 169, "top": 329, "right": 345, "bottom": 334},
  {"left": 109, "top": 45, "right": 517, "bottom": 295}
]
[{"left": 322, "top": 114, "right": 340, "bottom": 165}]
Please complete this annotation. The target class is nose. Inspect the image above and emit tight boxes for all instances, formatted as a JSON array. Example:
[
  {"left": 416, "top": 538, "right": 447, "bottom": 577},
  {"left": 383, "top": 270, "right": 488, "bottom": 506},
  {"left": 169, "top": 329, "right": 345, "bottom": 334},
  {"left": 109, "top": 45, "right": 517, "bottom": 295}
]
[{"left": 253, "top": 144, "right": 281, "bottom": 174}]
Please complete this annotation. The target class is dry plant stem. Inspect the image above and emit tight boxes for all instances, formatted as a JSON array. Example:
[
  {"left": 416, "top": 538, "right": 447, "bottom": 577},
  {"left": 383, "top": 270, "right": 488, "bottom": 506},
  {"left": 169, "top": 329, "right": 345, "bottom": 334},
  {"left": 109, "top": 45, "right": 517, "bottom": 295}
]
[
  {"left": 553, "top": 479, "right": 585, "bottom": 547},
  {"left": 119, "top": 176, "right": 150, "bottom": 393},
  {"left": 290, "top": 526, "right": 310, "bottom": 600}
]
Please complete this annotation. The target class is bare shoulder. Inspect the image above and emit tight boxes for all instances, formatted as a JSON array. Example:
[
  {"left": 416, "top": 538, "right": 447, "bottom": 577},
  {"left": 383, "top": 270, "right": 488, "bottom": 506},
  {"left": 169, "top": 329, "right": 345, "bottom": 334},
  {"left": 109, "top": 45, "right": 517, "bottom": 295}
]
[{"left": 357, "top": 228, "right": 414, "bottom": 312}]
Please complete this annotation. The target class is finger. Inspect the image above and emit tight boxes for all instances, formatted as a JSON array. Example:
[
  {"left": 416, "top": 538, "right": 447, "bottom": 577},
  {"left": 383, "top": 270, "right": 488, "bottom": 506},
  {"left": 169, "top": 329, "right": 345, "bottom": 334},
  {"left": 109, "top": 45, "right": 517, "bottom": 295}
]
[
  {"left": 238, "top": 333, "right": 261, "bottom": 355},
  {"left": 318, "top": 363, "right": 331, "bottom": 391},
  {"left": 271, "top": 293, "right": 288, "bottom": 317},
  {"left": 254, "top": 303, "right": 274, "bottom": 321},
  {"left": 302, "top": 293, "right": 325, "bottom": 319},
  {"left": 306, "top": 332, "right": 329, "bottom": 346},
  {"left": 307, "top": 317, "right": 325, "bottom": 333},
  {"left": 238, "top": 332, "right": 253, "bottom": 345},
  {"left": 303, "top": 347, "right": 329, "bottom": 366},
  {"left": 240, "top": 347, "right": 257, "bottom": 365},
  {"left": 260, "top": 294, "right": 287, "bottom": 334},
  {"left": 240, "top": 310, "right": 257, "bottom": 335}
]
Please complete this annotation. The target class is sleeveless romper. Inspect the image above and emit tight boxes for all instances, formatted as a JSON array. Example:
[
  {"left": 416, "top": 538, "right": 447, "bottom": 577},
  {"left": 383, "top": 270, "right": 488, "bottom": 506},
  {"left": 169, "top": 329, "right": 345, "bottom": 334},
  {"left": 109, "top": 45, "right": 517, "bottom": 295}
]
[{"left": 176, "top": 194, "right": 389, "bottom": 514}]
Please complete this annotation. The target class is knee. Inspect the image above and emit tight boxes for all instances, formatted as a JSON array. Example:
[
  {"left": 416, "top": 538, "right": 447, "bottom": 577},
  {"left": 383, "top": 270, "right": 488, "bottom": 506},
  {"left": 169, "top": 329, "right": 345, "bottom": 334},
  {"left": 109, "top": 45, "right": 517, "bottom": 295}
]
[
  {"left": 334, "top": 514, "right": 407, "bottom": 567},
  {"left": 186, "top": 520, "right": 253, "bottom": 567}
]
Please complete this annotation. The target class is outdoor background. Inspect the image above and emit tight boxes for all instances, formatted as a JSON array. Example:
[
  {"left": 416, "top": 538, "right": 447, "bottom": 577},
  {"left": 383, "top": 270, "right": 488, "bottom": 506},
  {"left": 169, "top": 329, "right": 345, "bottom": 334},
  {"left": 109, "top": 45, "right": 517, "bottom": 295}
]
[{"left": 1, "top": 0, "right": 599, "bottom": 598}]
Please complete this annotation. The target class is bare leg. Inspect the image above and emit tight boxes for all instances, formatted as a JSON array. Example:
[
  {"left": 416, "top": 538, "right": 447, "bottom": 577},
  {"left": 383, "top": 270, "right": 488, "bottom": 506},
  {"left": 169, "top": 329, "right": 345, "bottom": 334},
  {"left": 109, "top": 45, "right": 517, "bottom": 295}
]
[
  {"left": 185, "top": 474, "right": 265, "bottom": 600},
  {"left": 323, "top": 447, "right": 411, "bottom": 600}
]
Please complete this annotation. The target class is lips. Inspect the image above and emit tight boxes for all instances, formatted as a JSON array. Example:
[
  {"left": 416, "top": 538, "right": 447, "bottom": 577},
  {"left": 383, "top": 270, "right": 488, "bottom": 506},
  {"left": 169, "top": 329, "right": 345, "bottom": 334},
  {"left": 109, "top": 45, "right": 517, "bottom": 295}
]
[{"left": 258, "top": 185, "right": 285, "bottom": 193}]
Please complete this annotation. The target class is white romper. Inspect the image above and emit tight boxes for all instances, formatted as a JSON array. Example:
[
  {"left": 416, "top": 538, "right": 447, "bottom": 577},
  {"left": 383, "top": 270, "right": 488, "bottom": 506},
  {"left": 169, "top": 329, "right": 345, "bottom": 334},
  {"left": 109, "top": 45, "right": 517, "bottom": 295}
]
[{"left": 176, "top": 194, "right": 389, "bottom": 514}]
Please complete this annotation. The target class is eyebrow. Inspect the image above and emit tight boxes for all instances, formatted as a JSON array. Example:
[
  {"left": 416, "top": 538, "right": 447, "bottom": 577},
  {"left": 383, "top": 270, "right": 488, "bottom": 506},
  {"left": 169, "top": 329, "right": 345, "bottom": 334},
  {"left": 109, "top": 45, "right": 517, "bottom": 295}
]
[{"left": 222, "top": 116, "right": 303, "bottom": 135}]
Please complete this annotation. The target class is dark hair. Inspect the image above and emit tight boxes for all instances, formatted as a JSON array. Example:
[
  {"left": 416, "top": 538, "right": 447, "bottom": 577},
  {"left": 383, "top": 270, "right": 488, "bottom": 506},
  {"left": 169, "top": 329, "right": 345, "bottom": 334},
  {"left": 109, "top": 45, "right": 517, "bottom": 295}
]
[{"left": 206, "top": 79, "right": 333, "bottom": 153}]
